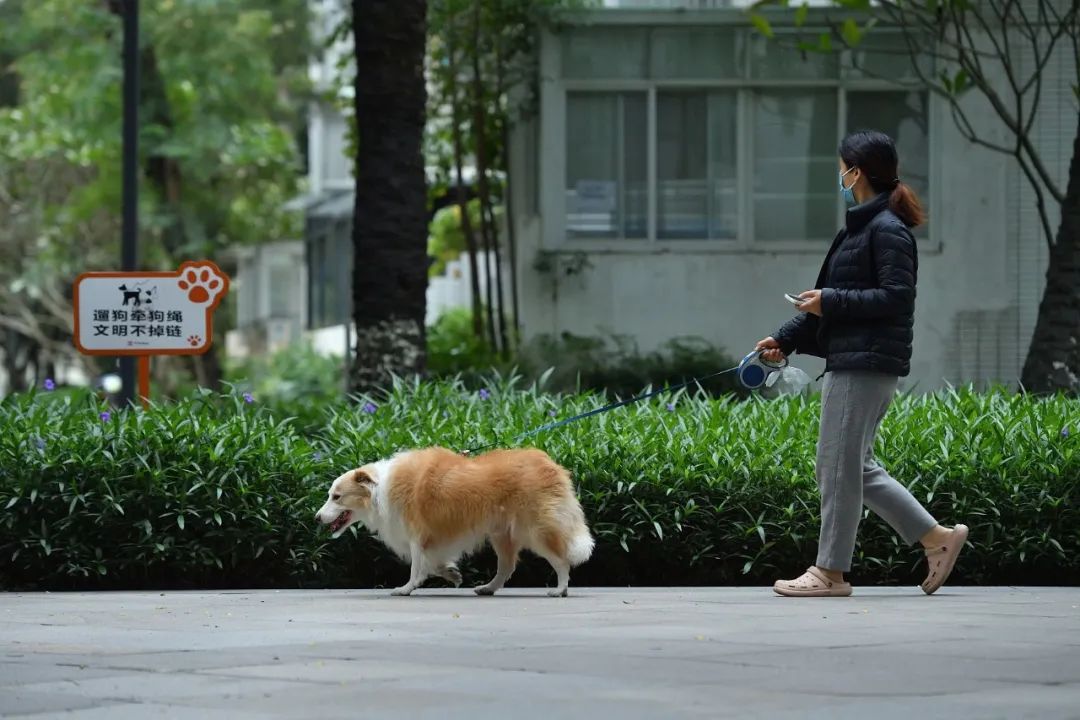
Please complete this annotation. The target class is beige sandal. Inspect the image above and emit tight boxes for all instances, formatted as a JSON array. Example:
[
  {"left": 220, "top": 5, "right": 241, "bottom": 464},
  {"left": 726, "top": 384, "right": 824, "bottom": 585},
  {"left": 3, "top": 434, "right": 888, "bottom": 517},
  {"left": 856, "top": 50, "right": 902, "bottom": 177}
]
[
  {"left": 773, "top": 566, "right": 853, "bottom": 597},
  {"left": 921, "top": 524, "right": 969, "bottom": 595}
]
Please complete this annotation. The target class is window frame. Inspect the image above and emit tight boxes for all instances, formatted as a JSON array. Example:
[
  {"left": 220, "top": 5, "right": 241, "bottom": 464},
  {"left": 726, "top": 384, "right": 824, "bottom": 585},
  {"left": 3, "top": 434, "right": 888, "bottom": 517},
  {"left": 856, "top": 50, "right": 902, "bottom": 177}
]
[{"left": 548, "top": 25, "right": 940, "bottom": 254}]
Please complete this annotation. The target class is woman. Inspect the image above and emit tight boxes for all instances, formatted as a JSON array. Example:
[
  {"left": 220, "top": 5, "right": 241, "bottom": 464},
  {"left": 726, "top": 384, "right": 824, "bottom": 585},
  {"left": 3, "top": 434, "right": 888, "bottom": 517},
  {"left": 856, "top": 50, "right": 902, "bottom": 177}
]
[{"left": 756, "top": 130, "right": 968, "bottom": 597}]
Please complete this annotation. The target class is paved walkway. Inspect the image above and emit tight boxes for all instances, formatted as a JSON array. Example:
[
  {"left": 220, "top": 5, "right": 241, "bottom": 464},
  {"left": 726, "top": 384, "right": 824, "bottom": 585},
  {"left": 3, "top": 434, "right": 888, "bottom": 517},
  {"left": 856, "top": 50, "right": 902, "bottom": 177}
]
[{"left": 1, "top": 587, "right": 1078, "bottom": 719}]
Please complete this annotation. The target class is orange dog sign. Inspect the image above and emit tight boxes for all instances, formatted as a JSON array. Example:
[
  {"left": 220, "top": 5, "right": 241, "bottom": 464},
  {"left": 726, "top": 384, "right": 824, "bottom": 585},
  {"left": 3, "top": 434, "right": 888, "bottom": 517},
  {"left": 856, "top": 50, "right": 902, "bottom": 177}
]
[{"left": 73, "top": 261, "right": 230, "bottom": 404}]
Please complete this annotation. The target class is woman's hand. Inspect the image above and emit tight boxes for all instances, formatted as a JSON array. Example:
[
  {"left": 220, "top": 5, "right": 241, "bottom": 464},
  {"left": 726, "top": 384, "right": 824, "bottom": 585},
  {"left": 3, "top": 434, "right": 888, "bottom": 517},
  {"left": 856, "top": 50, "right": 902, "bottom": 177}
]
[
  {"left": 754, "top": 336, "right": 786, "bottom": 364},
  {"left": 796, "top": 289, "right": 823, "bottom": 317}
]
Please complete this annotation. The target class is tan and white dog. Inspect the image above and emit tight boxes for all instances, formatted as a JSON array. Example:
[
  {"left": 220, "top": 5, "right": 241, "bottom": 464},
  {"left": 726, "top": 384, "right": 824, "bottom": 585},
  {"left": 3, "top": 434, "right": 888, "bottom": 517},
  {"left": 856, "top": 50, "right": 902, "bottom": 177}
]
[{"left": 315, "top": 447, "right": 594, "bottom": 597}]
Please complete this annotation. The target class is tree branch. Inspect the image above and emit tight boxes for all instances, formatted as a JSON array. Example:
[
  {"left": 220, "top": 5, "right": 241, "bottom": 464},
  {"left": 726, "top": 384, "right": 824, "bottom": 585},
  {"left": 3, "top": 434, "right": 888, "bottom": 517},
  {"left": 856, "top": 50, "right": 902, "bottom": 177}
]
[
  {"left": 947, "top": 99, "right": 1016, "bottom": 154},
  {"left": 1015, "top": 148, "right": 1057, "bottom": 251}
]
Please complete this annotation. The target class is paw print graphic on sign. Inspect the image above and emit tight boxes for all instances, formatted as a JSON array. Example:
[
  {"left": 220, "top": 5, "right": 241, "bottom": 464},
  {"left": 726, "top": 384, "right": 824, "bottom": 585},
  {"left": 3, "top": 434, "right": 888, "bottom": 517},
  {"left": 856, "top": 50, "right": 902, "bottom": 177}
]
[
  {"left": 187, "top": 335, "right": 202, "bottom": 347},
  {"left": 178, "top": 267, "right": 222, "bottom": 304}
]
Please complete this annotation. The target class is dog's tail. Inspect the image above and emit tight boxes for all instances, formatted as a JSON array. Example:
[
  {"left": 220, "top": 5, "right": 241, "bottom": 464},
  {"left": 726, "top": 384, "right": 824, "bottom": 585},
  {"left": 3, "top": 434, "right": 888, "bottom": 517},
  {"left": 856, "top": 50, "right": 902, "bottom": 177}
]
[
  {"left": 567, "top": 523, "right": 595, "bottom": 567},
  {"left": 543, "top": 459, "right": 595, "bottom": 567},
  {"left": 560, "top": 476, "right": 594, "bottom": 567}
]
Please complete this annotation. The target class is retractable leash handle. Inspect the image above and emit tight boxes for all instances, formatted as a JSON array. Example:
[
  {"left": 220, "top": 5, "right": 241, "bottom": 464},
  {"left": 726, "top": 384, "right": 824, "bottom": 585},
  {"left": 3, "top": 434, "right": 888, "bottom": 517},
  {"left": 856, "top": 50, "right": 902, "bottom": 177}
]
[{"left": 737, "top": 350, "right": 788, "bottom": 390}]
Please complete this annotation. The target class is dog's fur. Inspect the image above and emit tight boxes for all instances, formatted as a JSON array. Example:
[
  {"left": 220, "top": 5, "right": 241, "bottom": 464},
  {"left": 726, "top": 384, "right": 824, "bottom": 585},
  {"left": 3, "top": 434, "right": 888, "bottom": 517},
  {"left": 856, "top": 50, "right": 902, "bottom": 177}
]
[{"left": 315, "top": 447, "right": 594, "bottom": 596}]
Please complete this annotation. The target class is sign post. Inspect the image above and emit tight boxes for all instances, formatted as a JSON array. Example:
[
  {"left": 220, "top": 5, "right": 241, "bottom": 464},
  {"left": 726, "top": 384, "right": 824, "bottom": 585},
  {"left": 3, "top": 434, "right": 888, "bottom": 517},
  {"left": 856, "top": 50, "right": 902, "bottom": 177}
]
[
  {"left": 73, "top": 261, "right": 230, "bottom": 408},
  {"left": 119, "top": 0, "right": 140, "bottom": 407}
]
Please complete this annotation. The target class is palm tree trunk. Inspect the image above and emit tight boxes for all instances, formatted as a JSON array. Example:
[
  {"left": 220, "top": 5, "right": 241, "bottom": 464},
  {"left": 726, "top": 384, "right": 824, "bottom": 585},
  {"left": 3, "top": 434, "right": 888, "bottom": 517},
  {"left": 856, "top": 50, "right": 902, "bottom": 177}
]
[
  {"left": 349, "top": 0, "right": 429, "bottom": 394},
  {"left": 1020, "top": 115, "right": 1080, "bottom": 394}
]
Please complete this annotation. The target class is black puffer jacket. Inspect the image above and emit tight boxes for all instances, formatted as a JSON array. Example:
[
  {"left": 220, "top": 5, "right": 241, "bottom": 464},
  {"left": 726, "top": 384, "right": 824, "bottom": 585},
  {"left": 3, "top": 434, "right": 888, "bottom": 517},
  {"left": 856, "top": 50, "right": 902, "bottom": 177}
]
[{"left": 774, "top": 193, "right": 918, "bottom": 377}]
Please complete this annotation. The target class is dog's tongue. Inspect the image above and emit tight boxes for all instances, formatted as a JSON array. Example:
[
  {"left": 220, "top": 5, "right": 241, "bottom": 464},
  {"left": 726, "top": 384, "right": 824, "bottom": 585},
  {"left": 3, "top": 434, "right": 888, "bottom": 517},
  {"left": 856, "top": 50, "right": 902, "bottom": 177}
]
[{"left": 329, "top": 511, "right": 351, "bottom": 535}]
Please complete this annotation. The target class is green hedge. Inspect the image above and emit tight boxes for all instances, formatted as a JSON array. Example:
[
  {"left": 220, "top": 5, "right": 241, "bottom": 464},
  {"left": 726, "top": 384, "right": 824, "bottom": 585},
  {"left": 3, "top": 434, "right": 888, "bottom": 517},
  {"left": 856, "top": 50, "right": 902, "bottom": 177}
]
[{"left": 1, "top": 380, "right": 1077, "bottom": 590}]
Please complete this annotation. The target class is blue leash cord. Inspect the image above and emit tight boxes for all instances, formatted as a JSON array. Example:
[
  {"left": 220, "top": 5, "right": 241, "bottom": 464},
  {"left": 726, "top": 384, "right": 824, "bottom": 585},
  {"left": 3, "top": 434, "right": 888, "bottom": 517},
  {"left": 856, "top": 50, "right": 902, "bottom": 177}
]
[{"left": 460, "top": 364, "right": 741, "bottom": 456}]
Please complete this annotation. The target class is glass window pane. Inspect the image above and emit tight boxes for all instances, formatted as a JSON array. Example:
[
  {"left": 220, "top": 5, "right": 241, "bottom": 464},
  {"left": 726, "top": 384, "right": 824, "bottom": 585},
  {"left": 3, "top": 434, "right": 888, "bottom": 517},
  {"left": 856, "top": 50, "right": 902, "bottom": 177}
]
[
  {"left": 845, "top": 33, "right": 933, "bottom": 83},
  {"left": 562, "top": 28, "right": 648, "bottom": 79},
  {"left": 565, "top": 92, "right": 647, "bottom": 239},
  {"left": 656, "top": 91, "right": 737, "bottom": 240},
  {"left": 846, "top": 90, "right": 931, "bottom": 235},
  {"left": 658, "top": 92, "right": 707, "bottom": 239},
  {"left": 566, "top": 94, "right": 616, "bottom": 238},
  {"left": 322, "top": 112, "right": 351, "bottom": 183},
  {"left": 622, "top": 94, "right": 647, "bottom": 238},
  {"left": 269, "top": 262, "right": 295, "bottom": 319},
  {"left": 708, "top": 92, "right": 738, "bottom": 239},
  {"left": 650, "top": 28, "right": 741, "bottom": 79},
  {"left": 749, "top": 35, "right": 838, "bottom": 80},
  {"left": 752, "top": 89, "right": 839, "bottom": 242}
]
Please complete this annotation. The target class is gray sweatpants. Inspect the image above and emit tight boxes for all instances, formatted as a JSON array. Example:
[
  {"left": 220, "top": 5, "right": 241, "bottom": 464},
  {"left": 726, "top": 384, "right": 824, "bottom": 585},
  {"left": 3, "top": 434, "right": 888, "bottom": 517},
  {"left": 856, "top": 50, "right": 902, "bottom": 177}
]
[{"left": 816, "top": 371, "right": 937, "bottom": 572}]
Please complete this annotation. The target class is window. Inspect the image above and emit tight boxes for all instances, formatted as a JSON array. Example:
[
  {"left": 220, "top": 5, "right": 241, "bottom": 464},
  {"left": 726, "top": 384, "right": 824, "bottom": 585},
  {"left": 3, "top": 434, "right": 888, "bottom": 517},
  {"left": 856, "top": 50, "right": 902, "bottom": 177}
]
[
  {"left": 565, "top": 92, "right": 646, "bottom": 239},
  {"left": 558, "top": 26, "right": 933, "bottom": 246},
  {"left": 651, "top": 28, "right": 741, "bottom": 79},
  {"left": 562, "top": 28, "right": 648, "bottom": 79},
  {"left": 657, "top": 91, "right": 737, "bottom": 239},
  {"left": 752, "top": 89, "right": 839, "bottom": 243},
  {"left": 322, "top": 110, "right": 351, "bottom": 185},
  {"left": 268, "top": 260, "right": 297, "bottom": 319},
  {"left": 847, "top": 90, "right": 931, "bottom": 235},
  {"left": 307, "top": 224, "right": 350, "bottom": 329}
]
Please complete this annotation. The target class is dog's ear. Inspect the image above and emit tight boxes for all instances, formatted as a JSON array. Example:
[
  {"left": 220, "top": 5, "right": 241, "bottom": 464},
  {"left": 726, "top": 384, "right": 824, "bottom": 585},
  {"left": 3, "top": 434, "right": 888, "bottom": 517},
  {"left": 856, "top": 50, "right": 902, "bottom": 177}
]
[{"left": 353, "top": 470, "right": 375, "bottom": 486}]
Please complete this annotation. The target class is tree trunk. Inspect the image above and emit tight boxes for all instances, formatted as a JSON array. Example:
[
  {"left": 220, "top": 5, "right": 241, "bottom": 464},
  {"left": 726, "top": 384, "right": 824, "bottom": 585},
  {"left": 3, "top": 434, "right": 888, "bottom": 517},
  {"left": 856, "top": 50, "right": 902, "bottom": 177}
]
[
  {"left": 2, "top": 330, "right": 31, "bottom": 393},
  {"left": 1020, "top": 115, "right": 1080, "bottom": 394},
  {"left": 501, "top": 119, "right": 521, "bottom": 344},
  {"left": 192, "top": 348, "right": 223, "bottom": 389},
  {"left": 445, "top": 23, "right": 484, "bottom": 340},
  {"left": 349, "top": 0, "right": 428, "bottom": 394},
  {"left": 493, "top": 33, "right": 520, "bottom": 347},
  {"left": 470, "top": 3, "right": 500, "bottom": 354},
  {"left": 485, "top": 192, "right": 509, "bottom": 359}
]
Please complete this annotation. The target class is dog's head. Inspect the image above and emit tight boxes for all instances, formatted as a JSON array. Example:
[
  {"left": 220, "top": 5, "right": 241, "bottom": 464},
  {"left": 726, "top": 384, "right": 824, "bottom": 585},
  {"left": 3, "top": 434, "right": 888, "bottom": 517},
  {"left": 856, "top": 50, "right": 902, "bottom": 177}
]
[{"left": 315, "top": 467, "right": 376, "bottom": 538}]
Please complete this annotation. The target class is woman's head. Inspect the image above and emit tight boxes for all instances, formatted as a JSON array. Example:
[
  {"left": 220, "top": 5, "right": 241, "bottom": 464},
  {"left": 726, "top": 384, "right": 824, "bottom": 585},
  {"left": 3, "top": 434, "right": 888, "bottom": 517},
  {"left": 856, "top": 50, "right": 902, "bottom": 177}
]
[{"left": 838, "top": 130, "right": 926, "bottom": 228}]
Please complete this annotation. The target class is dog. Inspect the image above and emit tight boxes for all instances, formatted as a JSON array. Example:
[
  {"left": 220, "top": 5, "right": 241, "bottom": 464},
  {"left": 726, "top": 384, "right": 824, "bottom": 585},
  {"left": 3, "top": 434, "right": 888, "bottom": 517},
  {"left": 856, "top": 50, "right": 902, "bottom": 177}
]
[
  {"left": 118, "top": 285, "right": 142, "bottom": 307},
  {"left": 315, "top": 447, "right": 594, "bottom": 597}
]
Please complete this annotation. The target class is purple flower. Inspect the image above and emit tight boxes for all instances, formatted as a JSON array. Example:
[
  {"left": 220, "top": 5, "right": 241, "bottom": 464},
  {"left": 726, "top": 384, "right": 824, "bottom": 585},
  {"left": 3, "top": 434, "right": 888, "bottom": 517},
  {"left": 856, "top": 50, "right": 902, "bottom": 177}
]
[
  {"left": 362, "top": 402, "right": 377, "bottom": 414},
  {"left": 34, "top": 437, "right": 45, "bottom": 451},
  {"left": 1063, "top": 427, "right": 1071, "bottom": 438},
  {"left": 242, "top": 392, "right": 254, "bottom": 404},
  {"left": 442, "top": 410, "right": 449, "bottom": 418},
  {"left": 666, "top": 403, "right": 675, "bottom": 412},
  {"left": 313, "top": 451, "right": 323, "bottom": 461},
  {"left": 478, "top": 389, "right": 491, "bottom": 401},
  {"left": 43, "top": 379, "right": 56, "bottom": 391},
  {"left": 99, "top": 411, "right": 111, "bottom": 422},
  {"left": 548, "top": 410, "right": 557, "bottom": 417}
]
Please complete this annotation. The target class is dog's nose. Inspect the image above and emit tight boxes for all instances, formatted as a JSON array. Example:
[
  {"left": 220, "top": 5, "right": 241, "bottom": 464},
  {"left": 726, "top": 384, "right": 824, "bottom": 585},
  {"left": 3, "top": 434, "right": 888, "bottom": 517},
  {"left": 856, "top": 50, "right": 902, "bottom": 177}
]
[{"left": 314, "top": 512, "right": 322, "bottom": 524}]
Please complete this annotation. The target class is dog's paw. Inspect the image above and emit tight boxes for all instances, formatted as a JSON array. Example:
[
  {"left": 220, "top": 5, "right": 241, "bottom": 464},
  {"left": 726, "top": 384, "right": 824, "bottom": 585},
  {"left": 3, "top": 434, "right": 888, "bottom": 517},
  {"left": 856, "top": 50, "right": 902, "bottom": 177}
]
[
  {"left": 547, "top": 587, "right": 568, "bottom": 598},
  {"left": 390, "top": 585, "right": 415, "bottom": 596},
  {"left": 474, "top": 584, "right": 497, "bottom": 596}
]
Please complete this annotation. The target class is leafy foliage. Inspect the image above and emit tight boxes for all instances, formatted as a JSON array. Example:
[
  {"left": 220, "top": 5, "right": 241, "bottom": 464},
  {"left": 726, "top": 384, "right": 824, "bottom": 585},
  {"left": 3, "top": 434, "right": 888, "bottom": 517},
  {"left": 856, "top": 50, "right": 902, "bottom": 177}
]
[
  {"left": 225, "top": 343, "right": 346, "bottom": 433},
  {"left": 426, "top": 312, "right": 742, "bottom": 397},
  {"left": 0, "top": 0, "right": 310, "bottom": 390},
  {"left": 428, "top": 201, "right": 484, "bottom": 277},
  {"left": 2, "top": 383, "right": 1076, "bottom": 590}
]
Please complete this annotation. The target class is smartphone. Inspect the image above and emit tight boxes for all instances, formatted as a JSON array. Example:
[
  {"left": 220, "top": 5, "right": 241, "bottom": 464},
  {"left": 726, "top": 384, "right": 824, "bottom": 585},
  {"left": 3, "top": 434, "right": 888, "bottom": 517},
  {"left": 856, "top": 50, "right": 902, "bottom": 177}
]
[{"left": 784, "top": 293, "right": 805, "bottom": 305}]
